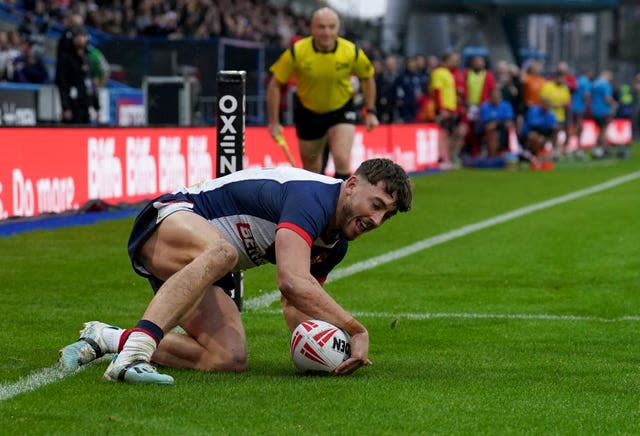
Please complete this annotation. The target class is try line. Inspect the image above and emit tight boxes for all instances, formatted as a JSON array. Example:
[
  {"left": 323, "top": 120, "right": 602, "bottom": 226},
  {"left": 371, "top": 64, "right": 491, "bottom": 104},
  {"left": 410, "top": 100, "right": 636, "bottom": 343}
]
[{"left": 1, "top": 169, "right": 639, "bottom": 401}]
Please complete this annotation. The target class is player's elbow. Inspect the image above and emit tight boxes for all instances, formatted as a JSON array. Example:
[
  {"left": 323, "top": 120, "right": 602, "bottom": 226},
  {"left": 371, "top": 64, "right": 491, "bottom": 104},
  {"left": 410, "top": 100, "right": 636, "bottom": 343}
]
[{"left": 277, "top": 275, "right": 296, "bottom": 298}]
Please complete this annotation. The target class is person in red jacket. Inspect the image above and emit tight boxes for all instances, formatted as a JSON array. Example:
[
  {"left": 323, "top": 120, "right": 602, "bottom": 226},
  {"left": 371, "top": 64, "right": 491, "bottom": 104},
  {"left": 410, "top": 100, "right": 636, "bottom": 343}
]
[{"left": 464, "top": 55, "right": 496, "bottom": 156}]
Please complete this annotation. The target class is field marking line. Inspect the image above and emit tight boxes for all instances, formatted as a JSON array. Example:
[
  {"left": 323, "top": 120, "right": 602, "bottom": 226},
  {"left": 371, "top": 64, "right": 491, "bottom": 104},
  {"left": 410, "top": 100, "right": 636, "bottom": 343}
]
[
  {"left": 0, "top": 356, "right": 111, "bottom": 401},
  {"left": 244, "top": 170, "right": 640, "bottom": 311},
  {"left": 256, "top": 308, "right": 640, "bottom": 323},
  {"left": 1, "top": 170, "right": 638, "bottom": 402},
  {"left": 0, "top": 366, "right": 73, "bottom": 401}
]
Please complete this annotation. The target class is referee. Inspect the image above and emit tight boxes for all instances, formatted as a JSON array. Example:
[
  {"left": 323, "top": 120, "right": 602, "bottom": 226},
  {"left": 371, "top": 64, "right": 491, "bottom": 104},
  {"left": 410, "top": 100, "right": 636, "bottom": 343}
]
[{"left": 266, "top": 7, "right": 379, "bottom": 179}]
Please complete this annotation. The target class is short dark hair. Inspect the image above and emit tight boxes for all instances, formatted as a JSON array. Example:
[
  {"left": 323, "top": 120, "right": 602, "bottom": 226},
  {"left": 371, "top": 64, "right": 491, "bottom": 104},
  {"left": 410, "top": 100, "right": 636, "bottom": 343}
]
[{"left": 354, "top": 158, "right": 413, "bottom": 214}]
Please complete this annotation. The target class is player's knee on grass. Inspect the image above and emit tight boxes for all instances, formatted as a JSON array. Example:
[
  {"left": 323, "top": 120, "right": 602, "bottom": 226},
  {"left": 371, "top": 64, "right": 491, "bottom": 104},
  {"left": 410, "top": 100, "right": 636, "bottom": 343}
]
[{"left": 200, "top": 342, "right": 248, "bottom": 372}]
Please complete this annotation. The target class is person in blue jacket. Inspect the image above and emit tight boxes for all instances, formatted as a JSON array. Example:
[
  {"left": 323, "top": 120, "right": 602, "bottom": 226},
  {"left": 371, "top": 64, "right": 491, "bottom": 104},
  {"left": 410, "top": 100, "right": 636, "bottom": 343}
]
[
  {"left": 479, "top": 87, "right": 514, "bottom": 156},
  {"left": 520, "top": 96, "right": 558, "bottom": 156}
]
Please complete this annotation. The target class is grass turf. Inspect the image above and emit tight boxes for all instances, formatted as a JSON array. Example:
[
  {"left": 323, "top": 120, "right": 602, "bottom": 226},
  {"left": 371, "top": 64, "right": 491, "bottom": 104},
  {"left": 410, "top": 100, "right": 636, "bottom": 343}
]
[{"left": 0, "top": 149, "right": 639, "bottom": 434}]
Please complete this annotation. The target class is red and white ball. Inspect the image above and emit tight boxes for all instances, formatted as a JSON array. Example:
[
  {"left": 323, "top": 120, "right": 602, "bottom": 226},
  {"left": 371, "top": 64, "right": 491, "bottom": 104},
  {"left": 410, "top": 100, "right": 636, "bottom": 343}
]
[{"left": 290, "top": 320, "right": 351, "bottom": 373}]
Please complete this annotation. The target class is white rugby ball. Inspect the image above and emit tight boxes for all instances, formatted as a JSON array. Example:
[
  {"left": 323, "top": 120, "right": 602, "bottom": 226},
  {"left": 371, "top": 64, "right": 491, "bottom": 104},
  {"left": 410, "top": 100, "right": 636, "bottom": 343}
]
[{"left": 290, "top": 320, "right": 351, "bottom": 373}]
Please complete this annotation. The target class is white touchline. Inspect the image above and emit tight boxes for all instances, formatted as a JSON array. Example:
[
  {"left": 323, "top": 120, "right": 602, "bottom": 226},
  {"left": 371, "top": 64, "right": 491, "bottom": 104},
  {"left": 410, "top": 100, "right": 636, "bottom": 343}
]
[
  {"left": 0, "top": 357, "right": 108, "bottom": 402},
  {"left": 244, "top": 170, "right": 640, "bottom": 311},
  {"left": 256, "top": 309, "right": 640, "bottom": 323},
  {"left": 1, "top": 170, "right": 638, "bottom": 402}
]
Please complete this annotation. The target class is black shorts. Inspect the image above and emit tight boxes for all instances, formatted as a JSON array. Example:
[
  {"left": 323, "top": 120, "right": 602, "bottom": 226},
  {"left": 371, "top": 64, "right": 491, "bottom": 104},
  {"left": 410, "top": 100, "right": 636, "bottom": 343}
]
[
  {"left": 438, "top": 114, "right": 461, "bottom": 136},
  {"left": 592, "top": 115, "right": 610, "bottom": 130},
  {"left": 529, "top": 127, "right": 554, "bottom": 137},
  {"left": 127, "top": 195, "right": 237, "bottom": 295},
  {"left": 293, "top": 96, "right": 356, "bottom": 140}
]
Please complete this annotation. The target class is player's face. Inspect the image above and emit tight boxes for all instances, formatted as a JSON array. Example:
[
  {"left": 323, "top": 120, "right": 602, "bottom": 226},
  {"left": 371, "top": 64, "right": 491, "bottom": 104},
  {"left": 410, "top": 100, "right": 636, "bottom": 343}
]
[
  {"left": 339, "top": 177, "right": 397, "bottom": 241},
  {"left": 311, "top": 11, "right": 339, "bottom": 51}
]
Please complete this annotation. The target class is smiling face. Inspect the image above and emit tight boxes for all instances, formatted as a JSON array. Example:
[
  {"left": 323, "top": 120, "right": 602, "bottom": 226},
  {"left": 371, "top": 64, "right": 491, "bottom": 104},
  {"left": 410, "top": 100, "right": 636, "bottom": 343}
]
[{"left": 336, "top": 176, "right": 398, "bottom": 241}]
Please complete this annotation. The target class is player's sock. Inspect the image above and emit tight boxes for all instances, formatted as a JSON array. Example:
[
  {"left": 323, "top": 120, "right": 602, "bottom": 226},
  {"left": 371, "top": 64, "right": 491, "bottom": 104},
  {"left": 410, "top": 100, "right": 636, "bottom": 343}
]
[
  {"left": 117, "top": 320, "right": 164, "bottom": 363},
  {"left": 101, "top": 325, "right": 124, "bottom": 353}
]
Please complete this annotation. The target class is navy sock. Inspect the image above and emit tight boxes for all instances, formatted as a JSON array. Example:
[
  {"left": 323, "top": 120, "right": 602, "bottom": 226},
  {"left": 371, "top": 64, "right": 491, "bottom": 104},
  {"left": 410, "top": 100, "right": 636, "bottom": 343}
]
[{"left": 135, "top": 319, "right": 164, "bottom": 345}]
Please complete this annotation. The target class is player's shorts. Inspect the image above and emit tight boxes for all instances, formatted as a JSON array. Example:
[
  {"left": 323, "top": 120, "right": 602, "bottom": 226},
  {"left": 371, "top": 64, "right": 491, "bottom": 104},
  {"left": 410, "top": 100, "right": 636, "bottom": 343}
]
[
  {"left": 437, "top": 113, "right": 461, "bottom": 136},
  {"left": 293, "top": 96, "right": 356, "bottom": 140},
  {"left": 592, "top": 115, "right": 610, "bottom": 130},
  {"left": 127, "top": 194, "right": 237, "bottom": 294},
  {"left": 529, "top": 127, "right": 554, "bottom": 138}
]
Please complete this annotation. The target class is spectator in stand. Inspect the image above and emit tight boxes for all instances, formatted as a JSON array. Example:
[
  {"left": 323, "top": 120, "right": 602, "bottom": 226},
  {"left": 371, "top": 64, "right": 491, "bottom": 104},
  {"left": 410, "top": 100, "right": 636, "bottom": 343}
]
[
  {"left": 614, "top": 82, "right": 635, "bottom": 120},
  {"left": 11, "top": 43, "right": 49, "bottom": 84},
  {"left": 479, "top": 87, "right": 514, "bottom": 157},
  {"left": 0, "top": 31, "right": 14, "bottom": 81},
  {"left": 374, "top": 54, "right": 399, "bottom": 124},
  {"left": 9, "top": 0, "right": 315, "bottom": 48},
  {"left": 56, "top": 25, "right": 99, "bottom": 124},
  {"left": 570, "top": 69, "right": 593, "bottom": 154},
  {"left": 430, "top": 51, "right": 466, "bottom": 168},
  {"left": 2, "top": 30, "right": 23, "bottom": 81},
  {"left": 520, "top": 96, "right": 558, "bottom": 159},
  {"left": 556, "top": 61, "right": 577, "bottom": 95},
  {"left": 465, "top": 56, "right": 496, "bottom": 109},
  {"left": 540, "top": 69, "right": 571, "bottom": 157},
  {"left": 496, "top": 61, "right": 524, "bottom": 130},
  {"left": 394, "top": 56, "right": 423, "bottom": 123},
  {"left": 18, "top": 6, "right": 51, "bottom": 46},
  {"left": 87, "top": 43, "right": 110, "bottom": 88},
  {"left": 426, "top": 55, "right": 439, "bottom": 73},
  {"left": 522, "top": 60, "right": 547, "bottom": 111},
  {"left": 464, "top": 55, "right": 496, "bottom": 156},
  {"left": 590, "top": 70, "right": 617, "bottom": 156},
  {"left": 55, "top": 13, "right": 84, "bottom": 86},
  {"left": 414, "top": 54, "right": 430, "bottom": 97},
  {"left": 612, "top": 81, "right": 634, "bottom": 158},
  {"left": 633, "top": 73, "right": 640, "bottom": 139}
]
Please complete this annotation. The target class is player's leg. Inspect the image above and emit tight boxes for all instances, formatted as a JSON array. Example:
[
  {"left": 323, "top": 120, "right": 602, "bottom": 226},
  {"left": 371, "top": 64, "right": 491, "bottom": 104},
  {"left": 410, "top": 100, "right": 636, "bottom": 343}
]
[
  {"left": 298, "top": 137, "right": 327, "bottom": 173},
  {"left": 105, "top": 210, "right": 239, "bottom": 384},
  {"left": 152, "top": 286, "right": 247, "bottom": 372},
  {"left": 483, "top": 122, "right": 497, "bottom": 156},
  {"left": 294, "top": 97, "right": 329, "bottom": 174},
  {"left": 326, "top": 123, "right": 355, "bottom": 179}
]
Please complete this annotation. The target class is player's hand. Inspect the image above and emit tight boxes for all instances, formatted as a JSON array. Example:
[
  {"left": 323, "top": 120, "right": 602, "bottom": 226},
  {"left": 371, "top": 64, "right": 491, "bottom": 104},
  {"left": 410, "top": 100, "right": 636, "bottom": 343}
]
[
  {"left": 334, "top": 331, "right": 372, "bottom": 375},
  {"left": 365, "top": 113, "right": 379, "bottom": 132},
  {"left": 268, "top": 123, "right": 283, "bottom": 139}
]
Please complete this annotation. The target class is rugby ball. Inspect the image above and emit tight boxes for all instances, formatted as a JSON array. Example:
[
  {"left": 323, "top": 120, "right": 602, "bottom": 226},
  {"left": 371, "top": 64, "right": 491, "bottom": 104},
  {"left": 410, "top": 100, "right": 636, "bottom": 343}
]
[{"left": 290, "top": 320, "right": 351, "bottom": 373}]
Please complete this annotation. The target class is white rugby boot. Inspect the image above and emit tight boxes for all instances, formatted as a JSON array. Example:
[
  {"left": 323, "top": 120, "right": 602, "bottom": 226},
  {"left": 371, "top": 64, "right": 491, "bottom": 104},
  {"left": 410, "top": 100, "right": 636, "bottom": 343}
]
[
  {"left": 103, "top": 354, "right": 174, "bottom": 385},
  {"left": 58, "top": 321, "right": 119, "bottom": 371}
]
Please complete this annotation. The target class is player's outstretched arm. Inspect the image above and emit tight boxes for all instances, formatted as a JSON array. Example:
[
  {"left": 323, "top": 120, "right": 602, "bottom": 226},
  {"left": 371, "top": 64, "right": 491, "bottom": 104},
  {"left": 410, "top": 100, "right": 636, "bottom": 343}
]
[{"left": 275, "top": 228, "right": 371, "bottom": 374}]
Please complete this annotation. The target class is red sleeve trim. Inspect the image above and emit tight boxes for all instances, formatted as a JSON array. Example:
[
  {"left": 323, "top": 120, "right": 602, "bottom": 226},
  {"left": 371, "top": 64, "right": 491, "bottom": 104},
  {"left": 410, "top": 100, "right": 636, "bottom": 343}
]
[{"left": 276, "top": 222, "right": 313, "bottom": 246}]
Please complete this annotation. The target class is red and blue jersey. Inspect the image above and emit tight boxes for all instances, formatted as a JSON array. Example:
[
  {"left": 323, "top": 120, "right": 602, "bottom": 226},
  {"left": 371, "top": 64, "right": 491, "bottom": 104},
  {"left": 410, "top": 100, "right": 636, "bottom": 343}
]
[{"left": 136, "top": 167, "right": 348, "bottom": 284}]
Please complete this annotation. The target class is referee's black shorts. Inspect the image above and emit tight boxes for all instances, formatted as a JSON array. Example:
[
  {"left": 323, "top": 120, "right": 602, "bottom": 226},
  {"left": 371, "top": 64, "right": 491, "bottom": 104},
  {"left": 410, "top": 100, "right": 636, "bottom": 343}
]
[{"left": 293, "top": 96, "right": 357, "bottom": 140}]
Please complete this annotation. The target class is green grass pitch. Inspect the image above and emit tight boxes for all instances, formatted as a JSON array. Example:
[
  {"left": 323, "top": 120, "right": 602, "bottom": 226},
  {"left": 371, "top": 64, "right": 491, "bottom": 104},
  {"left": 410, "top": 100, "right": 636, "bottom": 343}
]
[{"left": 1, "top": 149, "right": 639, "bottom": 434}]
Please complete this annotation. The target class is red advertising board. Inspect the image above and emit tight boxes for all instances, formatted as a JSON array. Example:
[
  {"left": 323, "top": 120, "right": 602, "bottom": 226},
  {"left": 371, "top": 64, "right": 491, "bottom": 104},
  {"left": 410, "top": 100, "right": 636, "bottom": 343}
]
[{"left": 0, "top": 124, "right": 440, "bottom": 220}]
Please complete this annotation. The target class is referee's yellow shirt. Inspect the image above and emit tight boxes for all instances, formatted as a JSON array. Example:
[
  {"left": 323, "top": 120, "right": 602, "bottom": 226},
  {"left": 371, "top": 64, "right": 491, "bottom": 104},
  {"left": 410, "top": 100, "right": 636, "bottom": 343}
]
[{"left": 269, "top": 36, "right": 375, "bottom": 114}]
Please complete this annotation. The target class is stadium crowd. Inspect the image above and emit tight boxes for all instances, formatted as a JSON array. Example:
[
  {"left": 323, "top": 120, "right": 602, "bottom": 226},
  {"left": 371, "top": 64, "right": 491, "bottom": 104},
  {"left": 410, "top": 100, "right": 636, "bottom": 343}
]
[
  {"left": 0, "top": 0, "right": 637, "bottom": 164},
  {"left": 372, "top": 52, "right": 637, "bottom": 167}
]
